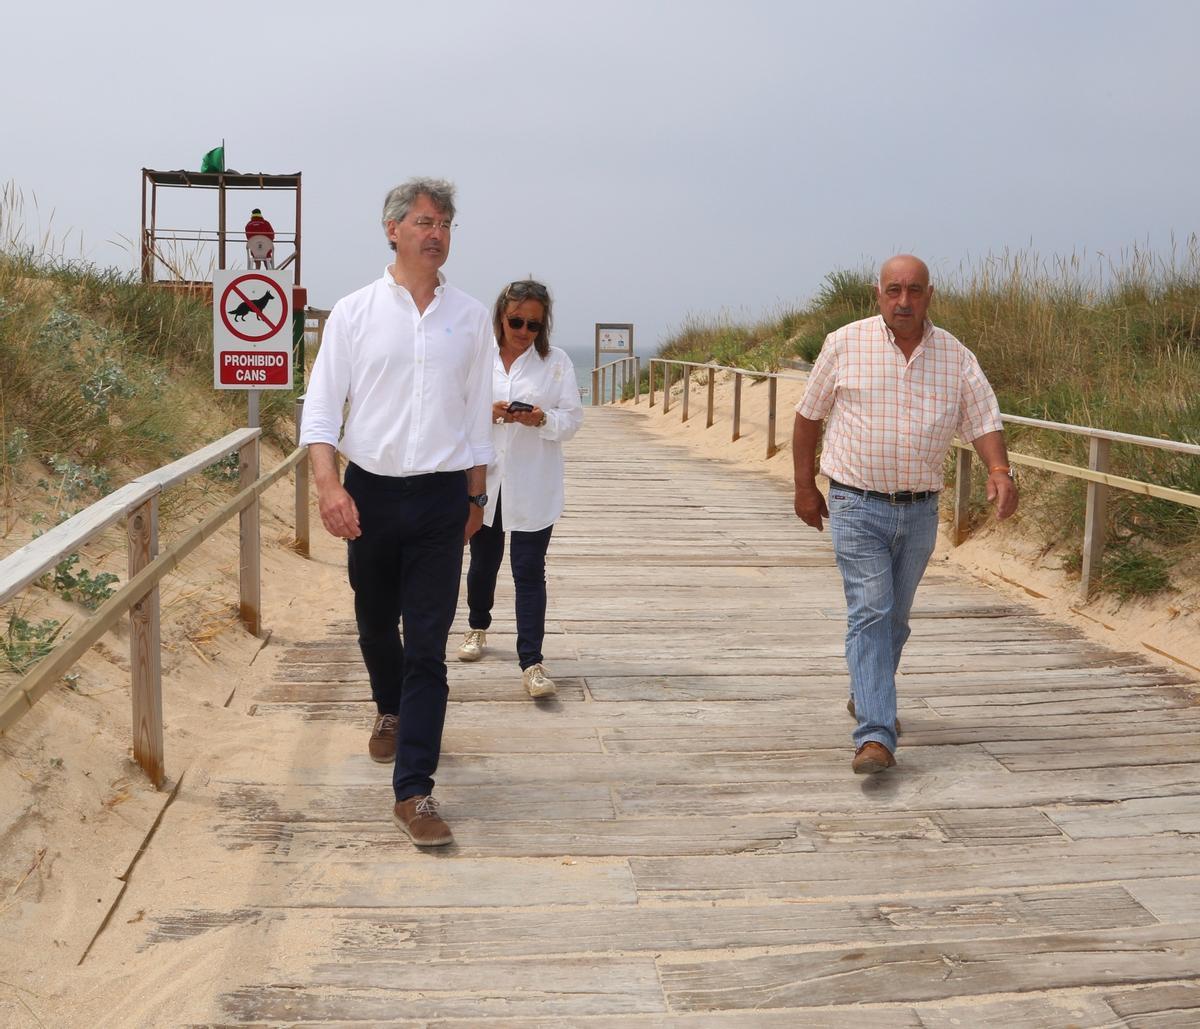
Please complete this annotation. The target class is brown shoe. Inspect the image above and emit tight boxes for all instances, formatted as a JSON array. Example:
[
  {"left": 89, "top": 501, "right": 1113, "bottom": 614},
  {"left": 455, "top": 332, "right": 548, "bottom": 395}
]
[
  {"left": 852, "top": 741, "right": 896, "bottom": 775},
  {"left": 393, "top": 795, "right": 453, "bottom": 847},
  {"left": 846, "top": 696, "right": 901, "bottom": 736},
  {"left": 368, "top": 713, "right": 399, "bottom": 764}
]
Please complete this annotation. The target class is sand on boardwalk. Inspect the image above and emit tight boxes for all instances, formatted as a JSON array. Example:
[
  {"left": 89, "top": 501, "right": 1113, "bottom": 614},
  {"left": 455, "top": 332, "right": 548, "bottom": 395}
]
[{"left": 0, "top": 438, "right": 354, "bottom": 1026}]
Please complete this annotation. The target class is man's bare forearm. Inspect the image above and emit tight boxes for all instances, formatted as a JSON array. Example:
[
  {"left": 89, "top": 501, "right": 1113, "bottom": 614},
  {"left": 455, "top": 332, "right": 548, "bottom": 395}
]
[
  {"left": 466, "top": 465, "right": 486, "bottom": 495},
  {"left": 792, "top": 414, "right": 823, "bottom": 488},
  {"left": 970, "top": 429, "right": 1009, "bottom": 469},
  {"left": 309, "top": 443, "right": 342, "bottom": 491}
]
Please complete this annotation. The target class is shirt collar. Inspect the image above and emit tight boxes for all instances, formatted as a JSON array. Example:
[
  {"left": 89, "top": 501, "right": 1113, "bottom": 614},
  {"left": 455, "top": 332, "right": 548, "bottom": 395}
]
[
  {"left": 878, "top": 314, "right": 934, "bottom": 349},
  {"left": 381, "top": 266, "right": 447, "bottom": 296}
]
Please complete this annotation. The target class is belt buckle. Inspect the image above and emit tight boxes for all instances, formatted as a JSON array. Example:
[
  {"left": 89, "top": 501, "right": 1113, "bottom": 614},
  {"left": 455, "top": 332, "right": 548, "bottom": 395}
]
[{"left": 887, "top": 490, "right": 900, "bottom": 505}]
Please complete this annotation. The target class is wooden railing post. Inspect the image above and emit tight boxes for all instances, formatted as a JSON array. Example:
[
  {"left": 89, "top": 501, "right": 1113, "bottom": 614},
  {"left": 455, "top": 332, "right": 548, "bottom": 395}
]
[
  {"left": 1080, "top": 436, "right": 1111, "bottom": 598},
  {"left": 591, "top": 367, "right": 599, "bottom": 407},
  {"left": 663, "top": 364, "right": 672, "bottom": 414},
  {"left": 294, "top": 398, "right": 310, "bottom": 557},
  {"left": 239, "top": 435, "right": 262, "bottom": 636},
  {"left": 634, "top": 357, "right": 641, "bottom": 404},
  {"left": 681, "top": 369, "right": 691, "bottom": 422},
  {"left": 647, "top": 360, "right": 656, "bottom": 407},
  {"left": 706, "top": 366, "right": 716, "bottom": 428},
  {"left": 127, "top": 496, "right": 164, "bottom": 788},
  {"left": 732, "top": 372, "right": 742, "bottom": 441},
  {"left": 953, "top": 446, "right": 973, "bottom": 545},
  {"left": 766, "top": 376, "right": 778, "bottom": 457}
]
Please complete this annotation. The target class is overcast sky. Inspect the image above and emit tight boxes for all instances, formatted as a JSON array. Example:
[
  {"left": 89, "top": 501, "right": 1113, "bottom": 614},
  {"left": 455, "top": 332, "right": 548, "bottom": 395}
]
[{"left": 5, "top": 0, "right": 1199, "bottom": 372}]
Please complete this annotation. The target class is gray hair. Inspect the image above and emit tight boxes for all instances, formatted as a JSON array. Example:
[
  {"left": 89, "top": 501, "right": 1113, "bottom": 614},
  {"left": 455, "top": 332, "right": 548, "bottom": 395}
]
[{"left": 381, "top": 178, "right": 457, "bottom": 247}]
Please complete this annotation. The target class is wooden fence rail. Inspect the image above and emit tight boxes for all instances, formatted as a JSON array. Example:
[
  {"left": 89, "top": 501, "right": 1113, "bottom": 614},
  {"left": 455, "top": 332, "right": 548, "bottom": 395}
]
[
  {"left": 0, "top": 401, "right": 310, "bottom": 786},
  {"left": 591, "top": 356, "right": 641, "bottom": 407},
  {"left": 955, "top": 416, "right": 1200, "bottom": 598},
  {"left": 640, "top": 359, "right": 806, "bottom": 458},
  {"left": 597, "top": 357, "right": 1200, "bottom": 597}
]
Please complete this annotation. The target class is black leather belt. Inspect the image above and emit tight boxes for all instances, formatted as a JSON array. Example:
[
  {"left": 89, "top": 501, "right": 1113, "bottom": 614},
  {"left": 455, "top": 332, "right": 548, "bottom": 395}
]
[{"left": 828, "top": 479, "right": 939, "bottom": 505}]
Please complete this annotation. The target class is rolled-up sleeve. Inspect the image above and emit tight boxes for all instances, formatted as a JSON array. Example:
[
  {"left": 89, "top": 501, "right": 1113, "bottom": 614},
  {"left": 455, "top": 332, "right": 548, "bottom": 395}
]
[
  {"left": 299, "top": 302, "right": 351, "bottom": 448},
  {"left": 465, "top": 323, "right": 497, "bottom": 467},
  {"left": 957, "top": 348, "right": 1004, "bottom": 442},
  {"left": 539, "top": 351, "right": 584, "bottom": 443},
  {"left": 795, "top": 335, "right": 839, "bottom": 420}
]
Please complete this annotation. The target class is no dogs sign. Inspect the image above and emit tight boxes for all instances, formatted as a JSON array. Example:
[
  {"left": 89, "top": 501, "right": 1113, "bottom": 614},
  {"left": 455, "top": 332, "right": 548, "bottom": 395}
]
[{"left": 213, "top": 270, "right": 293, "bottom": 389}]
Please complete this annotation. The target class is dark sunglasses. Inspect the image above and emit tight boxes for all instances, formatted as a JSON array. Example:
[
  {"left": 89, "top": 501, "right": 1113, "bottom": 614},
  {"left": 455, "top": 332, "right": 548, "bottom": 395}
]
[{"left": 506, "top": 316, "right": 544, "bottom": 333}]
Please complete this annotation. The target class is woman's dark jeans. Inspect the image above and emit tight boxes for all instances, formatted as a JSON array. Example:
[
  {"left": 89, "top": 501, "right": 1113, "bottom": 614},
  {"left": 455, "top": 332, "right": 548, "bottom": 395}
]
[{"left": 466, "top": 491, "right": 553, "bottom": 669}]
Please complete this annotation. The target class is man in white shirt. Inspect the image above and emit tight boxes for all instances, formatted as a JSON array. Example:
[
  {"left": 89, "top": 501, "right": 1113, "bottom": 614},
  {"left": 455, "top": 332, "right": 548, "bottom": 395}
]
[{"left": 299, "top": 178, "right": 494, "bottom": 847}]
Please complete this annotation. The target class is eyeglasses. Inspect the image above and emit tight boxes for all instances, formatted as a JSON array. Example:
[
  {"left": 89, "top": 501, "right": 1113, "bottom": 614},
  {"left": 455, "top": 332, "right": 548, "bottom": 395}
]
[
  {"left": 506, "top": 316, "right": 544, "bottom": 333},
  {"left": 411, "top": 216, "right": 456, "bottom": 232}
]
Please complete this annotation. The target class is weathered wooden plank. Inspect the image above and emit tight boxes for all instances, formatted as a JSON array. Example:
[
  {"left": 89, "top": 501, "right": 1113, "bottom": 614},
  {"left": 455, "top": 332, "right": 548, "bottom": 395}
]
[
  {"left": 322, "top": 884, "right": 1155, "bottom": 961},
  {"left": 987, "top": 733, "right": 1200, "bottom": 772},
  {"left": 222, "top": 956, "right": 665, "bottom": 1020},
  {"left": 210, "top": 743, "right": 1009, "bottom": 788},
  {"left": 216, "top": 815, "right": 812, "bottom": 858},
  {"left": 1122, "top": 877, "right": 1200, "bottom": 924},
  {"left": 658, "top": 923, "right": 1200, "bottom": 1011},
  {"left": 256, "top": 678, "right": 587, "bottom": 702},
  {"left": 217, "top": 782, "right": 618, "bottom": 823},
  {"left": 630, "top": 837, "right": 1200, "bottom": 903},
  {"left": 1103, "top": 980, "right": 1200, "bottom": 1025},
  {"left": 241, "top": 857, "right": 637, "bottom": 909},
  {"left": 616, "top": 762, "right": 1200, "bottom": 818}
]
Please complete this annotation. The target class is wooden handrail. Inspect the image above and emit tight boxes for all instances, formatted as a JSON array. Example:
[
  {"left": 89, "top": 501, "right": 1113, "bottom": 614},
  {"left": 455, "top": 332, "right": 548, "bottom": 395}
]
[
  {"left": 591, "top": 356, "right": 640, "bottom": 407},
  {"left": 0, "top": 429, "right": 259, "bottom": 606},
  {"left": 0, "top": 427, "right": 310, "bottom": 785}
]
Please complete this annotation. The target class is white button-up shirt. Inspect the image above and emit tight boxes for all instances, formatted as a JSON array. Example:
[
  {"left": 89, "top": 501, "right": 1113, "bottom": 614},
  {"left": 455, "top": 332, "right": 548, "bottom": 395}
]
[
  {"left": 796, "top": 315, "right": 1003, "bottom": 493},
  {"left": 486, "top": 345, "right": 583, "bottom": 531},
  {"left": 299, "top": 269, "right": 495, "bottom": 476}
]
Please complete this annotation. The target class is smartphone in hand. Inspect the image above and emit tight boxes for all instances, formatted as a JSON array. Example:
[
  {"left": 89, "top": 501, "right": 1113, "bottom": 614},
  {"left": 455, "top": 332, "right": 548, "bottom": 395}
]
[{"left": 507, "top": 401, "right": 534, "bottom": 413}]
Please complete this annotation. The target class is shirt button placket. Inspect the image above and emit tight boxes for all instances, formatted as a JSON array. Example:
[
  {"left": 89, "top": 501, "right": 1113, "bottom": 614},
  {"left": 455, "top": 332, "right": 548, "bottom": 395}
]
[{"left": 406, "top": 312, "right": 425, "bottom": 473}]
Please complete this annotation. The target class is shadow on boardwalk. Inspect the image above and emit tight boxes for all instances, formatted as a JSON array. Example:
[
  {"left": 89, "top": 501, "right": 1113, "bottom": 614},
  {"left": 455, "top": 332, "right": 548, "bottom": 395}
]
[{"left": 102, "top": 409, "right": 1200, "bottom": 1025}]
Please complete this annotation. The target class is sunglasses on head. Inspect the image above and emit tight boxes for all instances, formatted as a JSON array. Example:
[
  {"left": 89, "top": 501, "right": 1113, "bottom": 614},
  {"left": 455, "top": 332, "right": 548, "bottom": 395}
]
[{"left": 506, "top": 316, "right": 544, "bottom": 333}]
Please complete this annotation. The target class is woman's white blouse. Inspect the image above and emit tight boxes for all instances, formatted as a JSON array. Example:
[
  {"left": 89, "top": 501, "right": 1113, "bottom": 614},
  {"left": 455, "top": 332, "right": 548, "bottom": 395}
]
[{"left": 485, "top": 344, "right": 583, "bottom": 531}]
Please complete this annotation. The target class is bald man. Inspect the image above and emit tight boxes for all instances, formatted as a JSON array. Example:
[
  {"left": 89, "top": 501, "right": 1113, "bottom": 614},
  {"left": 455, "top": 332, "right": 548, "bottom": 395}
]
[{"left": 793, "top": 255, "right": 1018, "bottom": 774}]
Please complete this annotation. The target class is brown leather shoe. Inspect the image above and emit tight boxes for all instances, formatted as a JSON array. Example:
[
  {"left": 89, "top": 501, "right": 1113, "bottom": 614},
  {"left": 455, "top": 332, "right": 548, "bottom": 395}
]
[
  {"left": 393, "top": 795, "right": 453, "bottom": 847},
  {"left": 847, "top": 696, "right": 901, "bottom": 735},
  {"left": 368, "top": 713, "right": 399, "bottom": 764},
  {"left": 852, "top": 741, "right": 896, "bottom": 775}
]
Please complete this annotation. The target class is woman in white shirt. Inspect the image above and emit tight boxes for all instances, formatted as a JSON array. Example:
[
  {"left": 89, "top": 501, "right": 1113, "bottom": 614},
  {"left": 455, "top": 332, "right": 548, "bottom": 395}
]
[{"left": 456, "top": 280, "right": 583, "bottom": 698}]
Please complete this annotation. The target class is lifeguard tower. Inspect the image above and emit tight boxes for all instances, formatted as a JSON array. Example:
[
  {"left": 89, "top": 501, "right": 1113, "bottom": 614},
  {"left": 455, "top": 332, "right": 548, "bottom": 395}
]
[{"left": 138, "top": 168, "right": 303, "bottom": 299}]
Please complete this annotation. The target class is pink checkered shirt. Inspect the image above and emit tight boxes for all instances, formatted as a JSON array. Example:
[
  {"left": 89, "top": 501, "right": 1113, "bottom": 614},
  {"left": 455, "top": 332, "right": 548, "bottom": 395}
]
[{"left": 795, "top": 316, "right": 1003, "bottom": 493}]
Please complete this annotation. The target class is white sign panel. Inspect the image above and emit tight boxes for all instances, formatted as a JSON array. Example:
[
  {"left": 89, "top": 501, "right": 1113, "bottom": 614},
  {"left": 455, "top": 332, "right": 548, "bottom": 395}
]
[
  {"left": 598, "top": 326, "right": 632, "bottom": 353},
  {"left": 213, "top": 270, "right": 293, "bottom": 390}
]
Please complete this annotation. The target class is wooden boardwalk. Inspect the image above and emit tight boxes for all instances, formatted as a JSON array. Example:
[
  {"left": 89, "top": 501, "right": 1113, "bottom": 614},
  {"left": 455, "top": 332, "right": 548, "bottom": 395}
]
[{"left": 130, "top": 408, "right": 1200, "bottom": 1025}]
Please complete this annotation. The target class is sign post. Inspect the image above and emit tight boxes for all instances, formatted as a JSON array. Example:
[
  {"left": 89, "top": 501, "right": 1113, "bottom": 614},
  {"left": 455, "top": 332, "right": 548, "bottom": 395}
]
[
  {"left": 213, "top": 270, "right": 294, "bottom": 425},
  {"left": 595, "top": 323, "right": 634, "bottom": 406}
]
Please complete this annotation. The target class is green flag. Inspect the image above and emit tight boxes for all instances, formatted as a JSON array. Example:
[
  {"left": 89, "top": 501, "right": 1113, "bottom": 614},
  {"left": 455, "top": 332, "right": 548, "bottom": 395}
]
[{"left": 200, "top": 145, "right": 224, "bottom": 173}]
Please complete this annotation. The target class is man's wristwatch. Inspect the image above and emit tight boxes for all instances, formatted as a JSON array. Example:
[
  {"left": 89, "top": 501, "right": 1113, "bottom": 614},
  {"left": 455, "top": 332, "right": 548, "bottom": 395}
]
[{"left": 468, "top": 492, "right": 488, "bottom": 508}]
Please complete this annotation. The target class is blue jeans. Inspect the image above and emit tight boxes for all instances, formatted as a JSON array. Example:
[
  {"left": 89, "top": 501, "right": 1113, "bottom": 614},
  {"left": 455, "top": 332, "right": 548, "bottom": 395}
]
[
  {"left": 466, "top": 491, "right": 554, "bottom": 670},
  {"left": 829, "top": 486, "right": 939, "bottom": 753}
]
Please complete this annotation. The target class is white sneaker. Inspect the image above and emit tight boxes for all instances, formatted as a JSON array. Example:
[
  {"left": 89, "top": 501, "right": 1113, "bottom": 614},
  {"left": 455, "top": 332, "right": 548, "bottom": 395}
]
[
  {"left": 522, "top": 663, "right": 556, "bottom": 698},
  {"left": 457, "top": 629, "right": 486, "bottom": 662}
]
